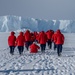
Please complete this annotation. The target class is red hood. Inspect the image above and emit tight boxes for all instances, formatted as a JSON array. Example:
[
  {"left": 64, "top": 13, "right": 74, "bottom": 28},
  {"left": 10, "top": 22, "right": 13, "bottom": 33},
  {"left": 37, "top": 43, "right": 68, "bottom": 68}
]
[
  {"left": 11, "top": 31, "right": 15, "bottom": 35},
  {"left": 56, "top": 29, "right": 61, "bottom": 34},
  {"left": 20, "top": 32, "right": 23, "bottom": 35}
]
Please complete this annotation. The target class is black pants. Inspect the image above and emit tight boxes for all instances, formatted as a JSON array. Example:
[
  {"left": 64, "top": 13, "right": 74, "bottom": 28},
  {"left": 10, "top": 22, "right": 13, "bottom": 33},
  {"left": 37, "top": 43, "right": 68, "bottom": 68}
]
[
  {"left": 30, "top": 41, "right": 34, "bottom": 45},
  {"left": 47, "top": 39, "right": 52, "bottom": 49},
  {"left": 9, "top": 46, "right": 15, "bottom": 55},
  {"left": 54, "top": 43, "right": 57, "bottom": 50},
  {"left": 25, "top": 41, "right": 31, "bottom": 50},
  {"left": 18, "top": 46, "right": 24, "bottom": 55},
  {"left": 40, "top": 44, "right": 46, "bottom": 52},
  {"left": 56, "top": 44, "right": 62, "bottom": 56}
]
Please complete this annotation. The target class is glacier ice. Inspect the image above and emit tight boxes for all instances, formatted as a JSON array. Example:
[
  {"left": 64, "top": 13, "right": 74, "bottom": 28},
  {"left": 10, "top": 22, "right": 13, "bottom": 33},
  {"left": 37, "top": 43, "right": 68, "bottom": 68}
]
[{"left": 0, "top": 15, "right": 75, "bottom": 33}]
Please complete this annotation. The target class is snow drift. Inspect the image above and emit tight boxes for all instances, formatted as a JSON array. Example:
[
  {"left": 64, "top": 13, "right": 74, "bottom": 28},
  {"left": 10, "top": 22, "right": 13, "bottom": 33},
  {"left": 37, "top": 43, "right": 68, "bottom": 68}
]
[{"left": 0, "top": 15, "right": 75, "bottom": 33}]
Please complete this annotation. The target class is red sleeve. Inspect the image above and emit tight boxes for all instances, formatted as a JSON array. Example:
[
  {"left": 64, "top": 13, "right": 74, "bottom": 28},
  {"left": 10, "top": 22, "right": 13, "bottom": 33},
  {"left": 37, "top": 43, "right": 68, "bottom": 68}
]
[{"left": 62, "top": 34, "right": 65, "bottom": 44}]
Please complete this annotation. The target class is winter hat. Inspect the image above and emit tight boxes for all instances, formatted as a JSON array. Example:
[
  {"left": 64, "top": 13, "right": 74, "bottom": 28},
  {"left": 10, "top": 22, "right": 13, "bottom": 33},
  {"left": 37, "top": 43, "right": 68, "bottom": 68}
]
[
  {"left": 56, "top": 29, "right": 61, "bottom": 33},
  {"left": 26, "top": 30, "right": 30, "bottom": 33},
  {"left": 20, "top": 32, "right": 23, "bottom": 35},
  {"left": 41, "top": 31, "right": 44, "bottom": 33},
  {"left": 11, "top": 31, "right": 15, "bottom": 35}
]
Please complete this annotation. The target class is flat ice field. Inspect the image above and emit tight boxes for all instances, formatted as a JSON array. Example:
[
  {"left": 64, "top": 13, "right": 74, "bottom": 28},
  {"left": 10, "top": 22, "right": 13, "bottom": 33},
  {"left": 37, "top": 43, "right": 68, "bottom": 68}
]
[{"left": 0, "top": 33, "right": 75, "bottom": 75}]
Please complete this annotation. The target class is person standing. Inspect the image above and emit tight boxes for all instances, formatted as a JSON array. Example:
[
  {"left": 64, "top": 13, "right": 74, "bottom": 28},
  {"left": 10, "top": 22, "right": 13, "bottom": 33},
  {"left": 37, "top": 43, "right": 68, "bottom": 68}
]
[
  {"left": 8, "top": 31, "right": 16, "bottom": 55},
  {"left": 24, "top": 30, "right": 31, "bottom": 50},
  {"left": 54, "top": 29, "right": 65, "bottom": 56},
  {"left": 30, "top": 32, "right": 36, "bottom": 44},
  {"left": 39, "top": 31, "right": 47, "bottom": 52},
  {"left": 46, "top": 30, "right": 54, "bottom": 49},
  {"left": 16, "top": 32, "right": 25, "bottom": 55},
  {"left": 34, "top": 31, "right": 39, "bottom": 43}
]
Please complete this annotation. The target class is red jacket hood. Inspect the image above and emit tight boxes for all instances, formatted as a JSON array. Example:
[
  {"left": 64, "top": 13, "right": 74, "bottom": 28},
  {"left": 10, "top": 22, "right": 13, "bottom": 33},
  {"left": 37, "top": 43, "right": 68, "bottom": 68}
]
[
  {"left": 56, "top": 29, "right": 61, "bottom": 34},
  {"left": 20, "top": 32, "right": 23, "bottom": 36},
  {"left": 11, "top": 31, "right": 15, "bottom": 35}
]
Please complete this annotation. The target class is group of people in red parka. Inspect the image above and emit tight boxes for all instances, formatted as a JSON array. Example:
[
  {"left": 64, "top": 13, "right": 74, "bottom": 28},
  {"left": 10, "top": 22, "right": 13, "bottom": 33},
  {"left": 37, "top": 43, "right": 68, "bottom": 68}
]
[{"left": 8, "top": 29, "right": 64, "bottom": 56}]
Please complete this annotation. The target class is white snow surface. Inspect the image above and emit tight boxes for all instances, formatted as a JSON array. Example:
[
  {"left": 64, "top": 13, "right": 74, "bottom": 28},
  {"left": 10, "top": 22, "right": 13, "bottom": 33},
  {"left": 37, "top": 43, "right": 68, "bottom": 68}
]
[
  {"left": 0, "top": 15, "right": 75, "bottom": 32},
  {"left": 0, "top": 33, "right": 75, "bottom": 75}
]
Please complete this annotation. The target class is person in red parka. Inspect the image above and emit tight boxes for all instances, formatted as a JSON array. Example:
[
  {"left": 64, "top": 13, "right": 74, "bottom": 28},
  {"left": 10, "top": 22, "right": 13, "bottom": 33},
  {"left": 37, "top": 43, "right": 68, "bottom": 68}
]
[
  {"left": 39, "top": 31, "right": 47, "bottom": 52},
  {"left": 24, "top": 30, "right": 31, "bottom": 50},
  {"left": 54, "top": 29, "right": 65, "bottom": 56},
  {"left": 31, "top": 32, "right": 36, "bottom": 44},
  {"left": 29, "top": 42, "right": 40, "bottom": 53},
  {"left": 8, "top": 31, "right": 16, "bottom": 55},
  {"left": 34, "top": 31, "right": 39, "bottom": 43},
  {"left": 16, "top": 32, "right": 25, "bottom": 55},
  {"left": 46, "top": 30, "right": 54, "bottom": 49}
]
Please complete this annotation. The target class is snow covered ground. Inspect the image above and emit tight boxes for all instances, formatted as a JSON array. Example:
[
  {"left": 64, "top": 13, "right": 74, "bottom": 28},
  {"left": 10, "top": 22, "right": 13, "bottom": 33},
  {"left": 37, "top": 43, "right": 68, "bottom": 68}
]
[{"left": 0, "top": 33, "right": 75, "bottom": 75}]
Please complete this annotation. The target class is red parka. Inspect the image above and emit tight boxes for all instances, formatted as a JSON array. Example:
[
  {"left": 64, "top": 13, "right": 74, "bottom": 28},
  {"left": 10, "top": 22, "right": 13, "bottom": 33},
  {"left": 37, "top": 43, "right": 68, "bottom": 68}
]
[
  {"left": 31, "top": 36, "right": 35, "bottom": 42},
  {"left": 24, "top": 30, "right": 31, "bottom": 41},
  {"left": 36, "top": 34, "right": 39, "bottom": 42},
  {"left": 16, "top": 32, "right": 25, "bottom": 46},
  {"left": 34, "top": 31, "right": 38, "bottom": 39},
  {"left": 46, "top": 30, "right": 53, "bottom": 40},
  {"left": 31, "top": 32, "right": 36, "bottom": 42},
  {"left": 54, "top": 30, "right": 64, "bottom": 45},
  {"left": 30, "top": 43, "right": 40, "bottom": 53},
  {"left": 8, "top": 31, "right": 16, "bottom": 46},
  {"left": 39, "top": 31, "right": 47, "bottom": 44}
]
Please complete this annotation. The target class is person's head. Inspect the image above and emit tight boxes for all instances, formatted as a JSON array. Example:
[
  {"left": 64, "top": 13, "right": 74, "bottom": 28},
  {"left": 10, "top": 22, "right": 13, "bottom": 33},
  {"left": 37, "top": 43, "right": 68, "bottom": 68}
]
[
  {"left": 26, "top": 30, "right": 30, "bottom": 33},
  {"left": 31, "top": 32, "right": 34, "bottom": 36},
  {"left": 11, "top": 31, "right": 15, "bottom": 35},
  {"left": 56, "top": 29, "right": 61, "bottom": 33},
  {"left": 19, "top": 32, "right": 23, "bottom": 35},
  {"left": 41, "top": 31, "right": 45, "bottom": 33}
]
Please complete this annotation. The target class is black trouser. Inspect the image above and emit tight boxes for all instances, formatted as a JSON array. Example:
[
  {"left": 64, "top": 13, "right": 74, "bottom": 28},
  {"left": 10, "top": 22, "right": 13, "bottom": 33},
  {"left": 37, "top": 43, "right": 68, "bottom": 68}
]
[
  {"left": 9, "top": 46, "right": 15, "bottom": 55},
  {"left": 56, "top": 44, "right": 62, "bottom": 56},
  {"left": 18, "top": 46, "right": 24, "bottom": 55},
  {"left": 40, "top": 44, "right": 46, "bottom": 52},
  {"left": 47, "top": 39, "right": 52, "bottom": 49},
  {"left": 54, "top": 43, "right": 57, "bottom": 50},
  {"left": 25, "top": 41, "right": 31, "bottom": 50},
  {"left": 30, "top": 41, "right": 34, "bottom": 45}
]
